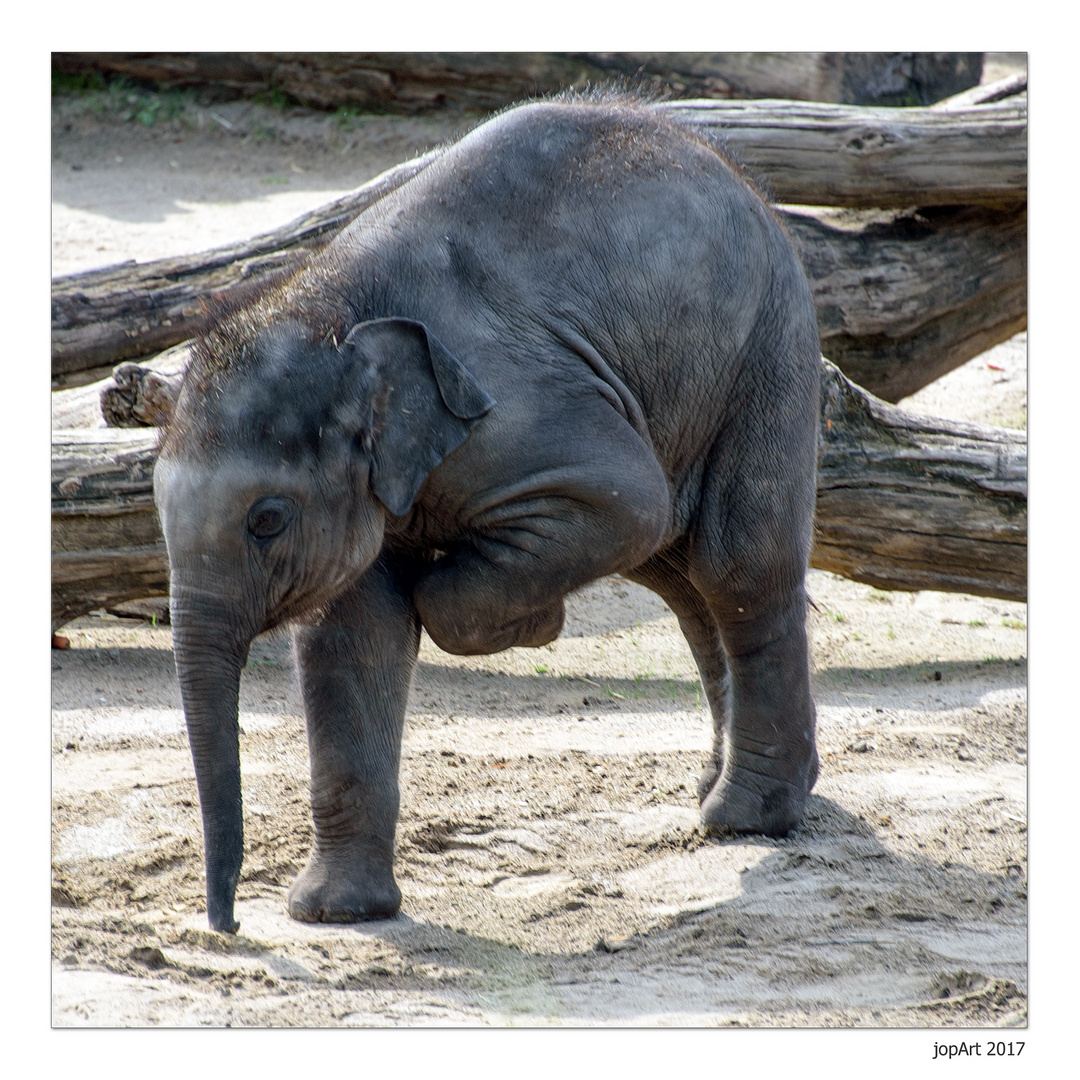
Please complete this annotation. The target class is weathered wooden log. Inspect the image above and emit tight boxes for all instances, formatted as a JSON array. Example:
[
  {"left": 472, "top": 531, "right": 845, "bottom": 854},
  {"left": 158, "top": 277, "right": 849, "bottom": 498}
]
[
  {"left": 101, "top": 359, "right": 185, "bottom": 428},
  {"left": 660, "top": 92, "right": 1025, "bottom": 210},
  {"left": 814, "top": 361, "right": 1025, "bottom": 601},
  {"left": 52, "top": 428, "right": 167, "bottom": 630},
  {"left": 51, "top": 159, "right": 1026, "bottom": 400},
  {"left": 50, "top": 360, "right": 1027, "bottom": 629},
  {"left": 52, "top": 343, "right": 192, "bottom": 426},
  {"left": 53, "top": 205, "right": 1028, "bottom": 405},
  {"left": 788, "top": 204, "right": 1026, "bottom": 402},
  {"left": 53, "top": 52, "right": 983, "bottom": 112}
]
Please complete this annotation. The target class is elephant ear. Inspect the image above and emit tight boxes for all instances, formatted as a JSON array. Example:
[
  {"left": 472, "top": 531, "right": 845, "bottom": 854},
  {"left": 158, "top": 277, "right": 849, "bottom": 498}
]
[{"left": 341, "top": 318, "right": 495, "bottom": 517}]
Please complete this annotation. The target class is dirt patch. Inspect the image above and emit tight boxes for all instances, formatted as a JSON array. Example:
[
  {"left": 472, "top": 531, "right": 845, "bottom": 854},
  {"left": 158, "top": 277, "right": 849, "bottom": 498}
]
[
  {"left": 51, "top": 93, "right": 479, "bottom": 277},
  {"left": 51, "top": 74, "right": 1027, "bottom": 1028},
  {"left": 50, "top": 568, "right": 1028, "bottom": 1027}
]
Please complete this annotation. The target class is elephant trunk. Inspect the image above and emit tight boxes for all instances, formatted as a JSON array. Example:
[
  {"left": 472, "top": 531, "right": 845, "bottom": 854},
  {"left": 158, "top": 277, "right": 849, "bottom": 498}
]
[{"left": 170, "top": 577, "right": 256, "bottom": 934}]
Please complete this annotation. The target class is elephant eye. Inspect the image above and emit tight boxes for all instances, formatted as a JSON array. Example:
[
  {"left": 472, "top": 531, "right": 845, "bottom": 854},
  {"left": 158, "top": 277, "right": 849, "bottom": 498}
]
[{"left": 247, "top": 497, "right": 292, "bottom": 540}]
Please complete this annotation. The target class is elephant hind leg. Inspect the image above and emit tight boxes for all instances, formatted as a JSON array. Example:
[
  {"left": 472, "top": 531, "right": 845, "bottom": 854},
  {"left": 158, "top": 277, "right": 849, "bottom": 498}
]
[
  {"left": 628, "top": 549, "right": 819, "bottom": 838},
  {"left": 696, "top": 590, "right": 818, "bottom": 838},
  {"left": 624, "top": 549, "right": 731, "bottom": 802},
  {"left": 682, "top": 445, "right": 819, "bottom": 838}
]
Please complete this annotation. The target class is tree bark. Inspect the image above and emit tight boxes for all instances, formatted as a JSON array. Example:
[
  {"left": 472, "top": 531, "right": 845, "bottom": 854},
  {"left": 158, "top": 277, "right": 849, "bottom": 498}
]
[
  {"left": 660, "top": 92, "right": 1025, "bottom": 209},
  {"left": 52, "top": 428, "right": 168, "bottom": 630},
  {"left": 53, "top": 52, "right": 983, "bottom": 112},
  {"left": 50, "top": 361, "right": 1026, "bottom": 629},
  {"left": 788, "top": 204, "right": 1026, "bottom": 402},
  {"left": 814, "top": 361, "right": 1025, "bottom": 602}
]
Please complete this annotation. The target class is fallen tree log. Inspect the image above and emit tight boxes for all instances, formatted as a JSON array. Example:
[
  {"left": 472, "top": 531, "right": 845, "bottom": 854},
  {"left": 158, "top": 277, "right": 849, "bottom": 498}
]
[
  {"left": 53, "top": 51, "right": 983, "bottom": 112},
  {"left": 788, "top": 204, "right": 1026, "bottom": 402},
  {"left": 52, "top": 428, "right": 168, "bottom": 630},
  {"left": 52, "top": 343, "right": 191, "bottom": 428},
  {"left": 51, "top": 151, "right": 1026, "bottom": 401},
  {"left": 813, "top": 360, "right": 1025, "bottom": 601},
  {"left": 50, "top": 360, "right": 1027, "bottom": 629},
  {"left": 661, "top": 91, "right": 1025, "bottom": 210}
]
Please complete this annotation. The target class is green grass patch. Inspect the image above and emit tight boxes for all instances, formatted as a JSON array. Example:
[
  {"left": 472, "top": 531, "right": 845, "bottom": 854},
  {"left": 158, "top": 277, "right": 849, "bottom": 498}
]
[
  {"left": 252, "top": 86, "right": 299, "bottom": 110},
  {"left": 56, "top": 74, "right": 196, "bottom": 127},
  {"left": 52, "top": 70, "right": 107, "bottom": 95},
  {"left": 335, "top": 106, "right": 362, "bottom": 130}
]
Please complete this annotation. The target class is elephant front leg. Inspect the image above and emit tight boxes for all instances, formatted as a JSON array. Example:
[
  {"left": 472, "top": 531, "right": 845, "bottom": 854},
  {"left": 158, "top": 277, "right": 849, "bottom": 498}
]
[
  {"left": 287, "top": 554, "right": 421, "bottom": 922},
  {"left": 414, "top": 423, "right": 671, "bottom": 657}
]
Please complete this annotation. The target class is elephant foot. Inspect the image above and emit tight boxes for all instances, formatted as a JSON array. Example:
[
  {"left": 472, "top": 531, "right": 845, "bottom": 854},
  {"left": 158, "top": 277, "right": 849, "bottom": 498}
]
[
  {"left": 287, "top": 851, "right": 402, "bottom": 923},
  {"left": 423, "top": 599, "right": 565, "bottom": 656},
  {"left": 699, "top": 749, "right": 818, "bottom": 839},
  {"left": 503, "top": 601, "right": 565, "bottom": 649}
]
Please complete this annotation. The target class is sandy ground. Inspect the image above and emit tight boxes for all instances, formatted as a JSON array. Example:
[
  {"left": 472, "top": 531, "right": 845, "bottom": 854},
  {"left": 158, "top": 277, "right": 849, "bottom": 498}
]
[{"left": 50, "top": 72, "right": 1028, "bottom": 1030}]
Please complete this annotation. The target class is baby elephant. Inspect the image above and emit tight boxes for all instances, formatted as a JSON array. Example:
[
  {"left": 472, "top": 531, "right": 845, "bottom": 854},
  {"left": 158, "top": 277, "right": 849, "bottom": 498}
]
[{"left": 154, "top": 95, "right": 821, "bottom": 934}]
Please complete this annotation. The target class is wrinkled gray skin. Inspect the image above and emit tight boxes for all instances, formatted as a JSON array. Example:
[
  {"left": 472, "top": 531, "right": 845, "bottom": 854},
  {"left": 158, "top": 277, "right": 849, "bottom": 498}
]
[{"left": 154, "top": 98, "right": 821, "bottom": 934}]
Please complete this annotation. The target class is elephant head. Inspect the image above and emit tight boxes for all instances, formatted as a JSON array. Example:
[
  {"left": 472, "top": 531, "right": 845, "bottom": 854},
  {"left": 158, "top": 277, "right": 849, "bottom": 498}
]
[{"left": 154, "top": 316, "right": 493, "bottom": 932}]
